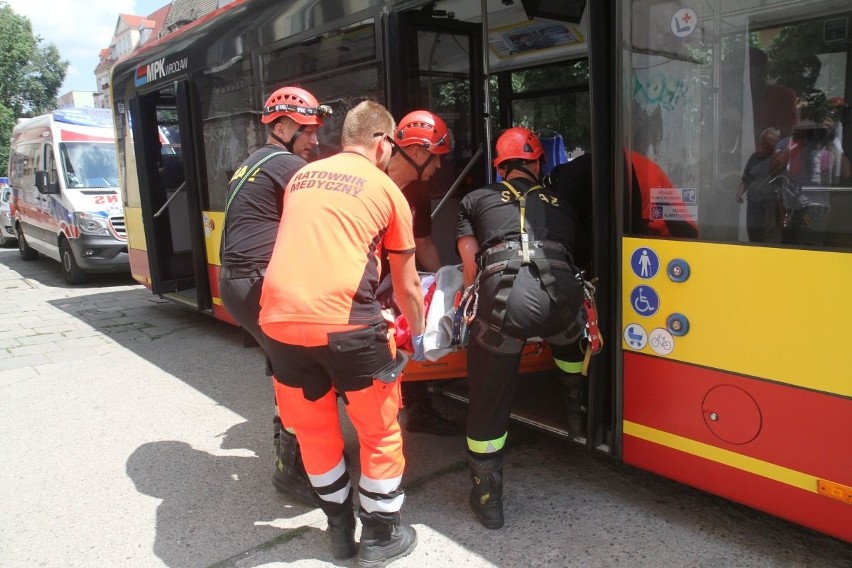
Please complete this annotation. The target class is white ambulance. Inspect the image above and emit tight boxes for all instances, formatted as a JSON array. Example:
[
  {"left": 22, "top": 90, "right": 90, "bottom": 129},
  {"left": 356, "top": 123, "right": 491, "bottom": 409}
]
[{"left": 8, "top": 108, "right": 129, "bottom": 283}]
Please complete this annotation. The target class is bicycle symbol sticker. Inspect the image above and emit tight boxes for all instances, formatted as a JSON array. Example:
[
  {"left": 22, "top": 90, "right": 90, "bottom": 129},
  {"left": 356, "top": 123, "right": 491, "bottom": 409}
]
[
  {"left": 623, "top": 324, "right": 648, "bottom": 350},
  {"left": 630, "top": 247, "right": 660, "bottom": 279},
  {"left": 648, "top": 328, "right": 675, "bottom": 355},
  {"left": 630, "top": 285, "right": 659, "bottom": 317}
]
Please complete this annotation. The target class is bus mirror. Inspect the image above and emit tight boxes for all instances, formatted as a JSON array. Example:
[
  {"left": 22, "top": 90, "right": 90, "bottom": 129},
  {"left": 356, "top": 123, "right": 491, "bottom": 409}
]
[{"left": 35, "top": 171, "right": 59, "bottom": 194}]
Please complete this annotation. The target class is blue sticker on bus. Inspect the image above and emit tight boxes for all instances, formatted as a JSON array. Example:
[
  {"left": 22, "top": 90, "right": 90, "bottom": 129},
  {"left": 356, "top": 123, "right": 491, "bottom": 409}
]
[
  {"left": 630, "top": 285, "right": 659, "bottom": 317},
  {"left": 630, "top": 247, "right": 659, "bottom": 279}
]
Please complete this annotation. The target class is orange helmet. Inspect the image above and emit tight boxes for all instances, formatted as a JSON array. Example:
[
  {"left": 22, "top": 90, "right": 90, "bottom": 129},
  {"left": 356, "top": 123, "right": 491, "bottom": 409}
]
[
  {"left": 493, "top": 127, "right": 544, "bottom": 167},
  {"left": 261, "top": 86, "right": 330, "bottom": 125},
  {"left": 395, "top": 110, "right": 453, "bottom": 154}
]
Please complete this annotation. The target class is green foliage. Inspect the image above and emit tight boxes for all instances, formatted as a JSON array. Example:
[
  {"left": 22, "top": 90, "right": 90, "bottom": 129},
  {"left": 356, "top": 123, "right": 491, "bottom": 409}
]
[{"left": 0, "top": 1, "right": 68, "bottom": 170}]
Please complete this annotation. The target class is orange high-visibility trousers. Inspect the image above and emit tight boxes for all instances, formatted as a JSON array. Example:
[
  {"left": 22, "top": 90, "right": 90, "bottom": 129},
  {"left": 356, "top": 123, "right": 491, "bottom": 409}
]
[{"left": 277, "top": 378, "right": 405, "bottom": 513}]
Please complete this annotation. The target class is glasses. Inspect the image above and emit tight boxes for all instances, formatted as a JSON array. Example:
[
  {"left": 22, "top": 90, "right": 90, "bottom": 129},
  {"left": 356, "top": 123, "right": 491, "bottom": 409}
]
[{"left": 373, "top": 132, "right": 396, "bottom": 149}]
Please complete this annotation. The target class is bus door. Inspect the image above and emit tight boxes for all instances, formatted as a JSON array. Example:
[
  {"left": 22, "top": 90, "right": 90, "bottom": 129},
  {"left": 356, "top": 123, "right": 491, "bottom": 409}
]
[
  {"left": 621, "top": 0, "right": 852, "bottom": 541},
  {"left": 128, "top": 80, "right": 211, "bottom": 310},
  {"left": 385, "top": 11, "right": 484, "bottom": 265}
]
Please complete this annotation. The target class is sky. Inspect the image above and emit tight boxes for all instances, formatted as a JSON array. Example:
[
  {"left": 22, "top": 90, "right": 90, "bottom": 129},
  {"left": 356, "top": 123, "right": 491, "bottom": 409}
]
[{"left": 5, "top": 0, "right": 171, "bottom": 94}]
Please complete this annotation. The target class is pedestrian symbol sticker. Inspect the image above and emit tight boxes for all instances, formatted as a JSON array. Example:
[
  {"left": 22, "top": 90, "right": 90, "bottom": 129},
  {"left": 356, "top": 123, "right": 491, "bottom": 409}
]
[
  {"left": 623, "top": 324, "right": 648, "bottom": 350},
  {"left": 630, "top": 247, "right": 659, "bottom": 279},
  {"left": 630, "top": 286, "right": 659, "bottom": 317},
  {"left": 649, "top": 328, "right": 675, "bottom": 355}
]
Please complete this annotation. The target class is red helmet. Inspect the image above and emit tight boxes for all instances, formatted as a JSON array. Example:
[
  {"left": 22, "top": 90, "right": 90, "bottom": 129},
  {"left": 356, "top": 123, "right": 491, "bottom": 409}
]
[
  {"left": 493, "top": 127, "right": 544, "bottom": 167},
  {"left": 395, "top": 110, "right": 453, "bottom": 154},
  {"left": 261, "top": 86, "right": 329, "bottom": 125}
]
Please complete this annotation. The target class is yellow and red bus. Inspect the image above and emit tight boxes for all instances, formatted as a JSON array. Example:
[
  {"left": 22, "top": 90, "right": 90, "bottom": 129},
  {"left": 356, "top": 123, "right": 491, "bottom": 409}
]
[{"left": 110, "top": 0, "right": 851, "bottom": 542}]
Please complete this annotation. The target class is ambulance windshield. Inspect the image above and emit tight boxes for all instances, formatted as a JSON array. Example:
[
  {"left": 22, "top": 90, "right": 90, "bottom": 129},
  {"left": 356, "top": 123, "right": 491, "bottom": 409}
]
[{"left": 59, "top": 143, "right": 119, "bottom": 188}]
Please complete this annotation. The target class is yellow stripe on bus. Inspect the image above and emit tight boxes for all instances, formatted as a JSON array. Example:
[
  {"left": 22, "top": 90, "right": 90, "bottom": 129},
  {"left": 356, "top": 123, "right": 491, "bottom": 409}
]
[
  {"left": 124, "top": 206, "right": 146, "bottom": 251},
  {"left": 623, "top": 420, "right": 816, "bottom": 493},
  {"left": 621, "top": 238, "right": 852, "bottom": 397},
  {"left": 204, "top": 210, "right": 225, "bottom": 266}
]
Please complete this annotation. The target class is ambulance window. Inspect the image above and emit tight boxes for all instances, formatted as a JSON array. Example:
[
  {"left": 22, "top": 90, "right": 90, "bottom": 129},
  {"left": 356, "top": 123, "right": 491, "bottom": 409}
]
[
  {"left": 626, "top": 1, "right": 852, "bottom": 250},
  {"left": 45, "top": 146, "right": 59, "bottom": 188}
]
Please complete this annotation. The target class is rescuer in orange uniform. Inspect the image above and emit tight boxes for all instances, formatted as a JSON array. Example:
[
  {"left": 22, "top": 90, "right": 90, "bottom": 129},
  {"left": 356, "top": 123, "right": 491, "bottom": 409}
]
[
  {"left": 219, "top": 86, "right": 329, "bottom": 506},
  {"left": 259, "top": 100, "right": 424, "bottom": 565}
]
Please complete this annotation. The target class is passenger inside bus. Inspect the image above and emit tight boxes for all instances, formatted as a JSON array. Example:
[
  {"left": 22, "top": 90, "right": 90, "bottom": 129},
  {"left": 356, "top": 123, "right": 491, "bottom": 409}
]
[
  {"left": 735, "top": 127, "right": 786, "bottom": 244},
  {"left": 631, "top": 103, "right": 699, "bottom": 238},
  {"left": 781, "top": 95, "right": 852, "bottom": 246},
  {"left": 749, "top": 46, "right": 798, "bottom": 146}
]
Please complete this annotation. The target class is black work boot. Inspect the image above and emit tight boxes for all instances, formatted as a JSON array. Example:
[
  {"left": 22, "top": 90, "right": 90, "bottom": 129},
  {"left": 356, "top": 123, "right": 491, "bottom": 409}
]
[
  {"left": 560, "top": 372, "right": 588, "bottom": 438},
  {"left": 404, "top": 400, "right": 460, "bottom": 436},
  {"left": 468, "top": 453, "right": 504, "bottom": 529},
  {"left": 272, "top": 427, "right": 318, "bottom": 507},
  {"left": 357, "top": 512, "right": 417, "bottom": 567},
  {"left": 324, "top": 492, "right": 357, "bottom": 559}
]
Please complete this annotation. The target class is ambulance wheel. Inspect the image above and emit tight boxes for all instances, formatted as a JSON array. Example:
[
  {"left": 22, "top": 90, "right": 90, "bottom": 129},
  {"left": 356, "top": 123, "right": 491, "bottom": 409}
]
[
  {"left": 60, "top": 238, "right": 86, "bottom": 285},
  {"left": 17, "top": 224, "right": 39, "bottom": 261}
]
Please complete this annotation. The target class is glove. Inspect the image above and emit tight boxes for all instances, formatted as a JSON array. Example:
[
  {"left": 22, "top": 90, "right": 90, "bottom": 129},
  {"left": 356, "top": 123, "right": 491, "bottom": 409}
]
[{"left": 411, "top": 333, "right": 426, "bottom": 362}]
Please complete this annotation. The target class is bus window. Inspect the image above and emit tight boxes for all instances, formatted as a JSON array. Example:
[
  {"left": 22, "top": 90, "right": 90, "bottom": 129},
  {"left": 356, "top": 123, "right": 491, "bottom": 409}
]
[
  {"left": 628, "top": 1, "right": 851, "bottom": 249},
  {"left": 406, "top": 27, "right": 478, "bottom": 197},
  {"left": 198, "top": 57, "right": 255, "bottom": 213},
  {"left": 262, "top": 23, "right": 380, "bottom": 158},
  {"left": 503, "top": 58, "right": 592, "bottom": 169}
]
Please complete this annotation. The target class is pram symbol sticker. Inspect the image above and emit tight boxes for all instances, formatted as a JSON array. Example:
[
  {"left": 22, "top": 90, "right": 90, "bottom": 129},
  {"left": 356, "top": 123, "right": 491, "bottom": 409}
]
[{"left": 623, "top": 324, "right": 648, "bottom": 350}]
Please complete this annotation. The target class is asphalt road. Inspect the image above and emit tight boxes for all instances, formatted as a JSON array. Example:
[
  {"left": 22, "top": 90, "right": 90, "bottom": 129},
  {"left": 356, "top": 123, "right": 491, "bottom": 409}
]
[{"left": 1, "top": 246, "right": 850, "bottom": 568}]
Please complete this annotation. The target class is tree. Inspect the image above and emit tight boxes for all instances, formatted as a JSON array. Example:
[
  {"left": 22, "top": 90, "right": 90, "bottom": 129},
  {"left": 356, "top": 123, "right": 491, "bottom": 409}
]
[{"left": 0, "top": 1, "right": 68, "bottom": 170}]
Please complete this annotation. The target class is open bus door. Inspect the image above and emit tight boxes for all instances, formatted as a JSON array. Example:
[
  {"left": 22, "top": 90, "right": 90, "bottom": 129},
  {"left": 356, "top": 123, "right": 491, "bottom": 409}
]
[
  {"left": 128, "top": 80, "right": 211, "bottom": 310},
  {"left": 383, "top": 3, "right": 615, "bottom": 450}
]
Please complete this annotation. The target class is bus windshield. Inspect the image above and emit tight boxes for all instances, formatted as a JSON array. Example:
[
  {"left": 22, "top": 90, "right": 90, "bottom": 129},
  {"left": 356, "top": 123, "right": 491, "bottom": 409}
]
[{"left": 59, "top": 142, "right": 119, "bottom": 188}]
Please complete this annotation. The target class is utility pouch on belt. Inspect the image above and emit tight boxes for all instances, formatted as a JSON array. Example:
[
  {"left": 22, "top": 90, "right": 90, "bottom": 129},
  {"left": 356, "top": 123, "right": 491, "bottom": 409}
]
[
  {"left": 326, "top": 323, "right": 408, "bottom": 388},
  {"left": 374, "top": 352, "right": 409, "bottom": 384}
]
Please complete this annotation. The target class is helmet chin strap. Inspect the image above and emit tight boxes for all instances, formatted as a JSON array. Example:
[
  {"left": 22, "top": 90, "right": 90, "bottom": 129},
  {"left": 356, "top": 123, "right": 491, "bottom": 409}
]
[
  {"left": 270, "top": 125, "right": 306, "bottom": 152},
  {"left": 397, "top": 147, "right": 435, "bottom": 181}
]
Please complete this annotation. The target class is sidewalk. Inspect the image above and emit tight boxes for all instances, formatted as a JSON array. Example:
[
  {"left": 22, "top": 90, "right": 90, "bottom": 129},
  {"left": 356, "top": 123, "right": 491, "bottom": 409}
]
[{"left": 1, "top": 248, "right": 849, "bottom": 568}]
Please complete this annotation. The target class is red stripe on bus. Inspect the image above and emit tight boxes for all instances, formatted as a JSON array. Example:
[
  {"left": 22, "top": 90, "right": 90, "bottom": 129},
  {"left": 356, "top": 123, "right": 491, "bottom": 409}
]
[
  {"left": 623, "top": 352, "right": 851, "bottom": 484},
  {"left": 623, "top": 435, "right": 852, "bottom": 543},
  {"left": 128, "top": 248, "right": 150, "bottom": 284}
]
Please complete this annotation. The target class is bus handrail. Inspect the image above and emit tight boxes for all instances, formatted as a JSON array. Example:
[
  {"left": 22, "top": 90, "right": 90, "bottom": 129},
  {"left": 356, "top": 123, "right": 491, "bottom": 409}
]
[
  {"left": 431, "top": 144, "right": 483, "bottom": 220},
  {"left": 153, "top": 181, "right": 186, "bottom": 219}
]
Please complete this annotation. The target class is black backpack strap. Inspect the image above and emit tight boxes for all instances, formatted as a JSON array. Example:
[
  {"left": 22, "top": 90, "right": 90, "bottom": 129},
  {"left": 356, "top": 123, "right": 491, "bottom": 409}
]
[{"left": 220, "top": 150, "right": 290, "bottom": 262}]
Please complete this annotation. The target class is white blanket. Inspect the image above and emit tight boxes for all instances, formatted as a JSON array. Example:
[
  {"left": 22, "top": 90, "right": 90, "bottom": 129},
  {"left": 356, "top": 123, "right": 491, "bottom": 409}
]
[{"left": 423, "top": 264, "right": 465, "bottom": 361}]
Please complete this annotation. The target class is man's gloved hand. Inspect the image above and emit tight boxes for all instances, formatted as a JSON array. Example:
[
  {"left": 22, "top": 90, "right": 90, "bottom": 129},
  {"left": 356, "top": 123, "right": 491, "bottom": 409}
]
[{"left": 411, "top": 334, "right": 426, "bottom": 361}]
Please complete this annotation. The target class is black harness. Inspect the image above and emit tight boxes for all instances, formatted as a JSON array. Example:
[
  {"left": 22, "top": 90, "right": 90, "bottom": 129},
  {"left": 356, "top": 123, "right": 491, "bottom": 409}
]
[{"left": 475, "top": 179, "right": 583, "bottom": 335}]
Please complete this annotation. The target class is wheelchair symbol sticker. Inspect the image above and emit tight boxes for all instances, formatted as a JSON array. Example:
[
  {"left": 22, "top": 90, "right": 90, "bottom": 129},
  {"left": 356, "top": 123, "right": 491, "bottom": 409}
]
[
  {"left": 630, "top": 286, "right": 659, "bottom": 316},
  {"left": 623, "top": 324, "right": 648, "bottom": 350},
  {"left": 630, "top": 247, "right": 659, "bottom": 279},
  {"left": 649, "top": 328, "right": 675, "bottom": 355}
]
